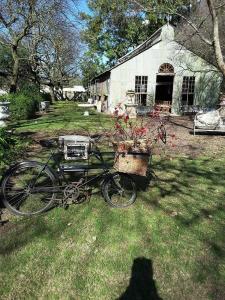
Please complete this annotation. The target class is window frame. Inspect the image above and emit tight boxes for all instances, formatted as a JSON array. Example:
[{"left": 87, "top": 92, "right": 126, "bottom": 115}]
[
  {"left": 181, "top": 76, "right": 196, "bottom": 106},
  {"left": 135, "top": 75, "right": 148, "bottom": 106},
  {"left": 158, "top": 63, "right": 174, "bottom": 74}
]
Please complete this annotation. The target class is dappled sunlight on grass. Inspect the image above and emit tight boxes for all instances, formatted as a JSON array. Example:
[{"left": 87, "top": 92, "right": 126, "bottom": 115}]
[
  {"left": 0, "top": 102, "right": 225, "bottom": 299},
  {"left": 1, "top": 159, "right": 224, "bottom": 299},
  {"left": 12, "top": 102, "right": 112, "bottom": 134}
]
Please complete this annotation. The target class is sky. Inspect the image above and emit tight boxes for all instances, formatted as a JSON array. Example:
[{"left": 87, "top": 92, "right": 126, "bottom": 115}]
[
  {"left": 78, "top": 0, "right": 90, "bottom": 13},
  {"left": 71, "top": 0, "right": 90, "bottom": 15},
  {"left": 67, "top": 0, "right": 91, "bottom": 29}
]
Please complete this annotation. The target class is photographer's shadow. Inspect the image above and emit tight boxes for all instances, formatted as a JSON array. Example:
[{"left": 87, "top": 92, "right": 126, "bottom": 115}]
[{"left": 119, "top": 257, "right": 162, "bottom": 300}]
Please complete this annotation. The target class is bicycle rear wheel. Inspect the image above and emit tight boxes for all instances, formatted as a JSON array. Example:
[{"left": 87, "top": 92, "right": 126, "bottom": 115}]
[
  {"left": 103, "top": 173, "right": 136, "bottom": 208},
  {"left": 2, "top": 161, "right": 57, "bottom": 216}
]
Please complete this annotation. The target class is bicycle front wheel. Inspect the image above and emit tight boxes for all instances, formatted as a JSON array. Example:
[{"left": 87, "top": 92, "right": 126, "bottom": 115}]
[
  {"left": 103, "top": 173, "right": 137, "bottom": 208},
  {"left": 2, "top": 161, "right": 57, "bottom": 216}
]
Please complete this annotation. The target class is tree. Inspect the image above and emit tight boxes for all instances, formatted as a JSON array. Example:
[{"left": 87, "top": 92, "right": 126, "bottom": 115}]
[
  {"left": 0, "top": 44, "right": 11, "bottom": 88},
  {"left": 0, "top": 0, "right": 47, "bottom": 92},
  {"left": 130, "top": 0, "right": 225, "bottom": 79},
  {"left": 80, "top": 0, "right": 165, "bottom": 73},
  {"left": 80, "top": 52, "right": 104, "bottom": 87},
  {"left": 0, "top": 40, "right": 36, "bottom": 90},
  {"left": 27, "top": 9, "right": 81, "bottom": 101},
  {"left": 0, "top": 0, "right": 81, "bottom": 95}
]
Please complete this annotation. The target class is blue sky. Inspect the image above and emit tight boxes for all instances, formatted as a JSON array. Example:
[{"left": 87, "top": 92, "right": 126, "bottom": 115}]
[
  {"left": 72, "top": 0, "right": 91, "bottom": 15},
  {"left": 78, "top": 0, "right": 90, "bottom": 13},
  {"left": 67, "top": 0, "right": 91, "bottom": 28}
]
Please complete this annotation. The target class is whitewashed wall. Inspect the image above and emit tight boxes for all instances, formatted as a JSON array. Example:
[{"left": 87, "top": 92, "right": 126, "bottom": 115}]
[{"left": 108, "top": 26, "right": 222, "bottom": 114}]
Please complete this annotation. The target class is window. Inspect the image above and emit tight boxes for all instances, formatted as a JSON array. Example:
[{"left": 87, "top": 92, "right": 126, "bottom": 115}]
[
  {"left": 159, "top": 63, "right": 174, "bottom": 74},
  {"left": 135, "top": 76, "right": 148, "bottom": 105},
  {"left": 182, "top": 76, "right": 195, "bottom": 105}
]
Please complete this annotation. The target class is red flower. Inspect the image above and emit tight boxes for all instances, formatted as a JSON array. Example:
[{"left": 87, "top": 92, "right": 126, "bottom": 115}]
[
  {"left": 141, "top": 127, "right": 148, "bottom": 134},
  {"left": 134, "top": 127, "right": 148, "bottom": 137},
  {"left": 124, "top": 115, "right": 129, "bottom": 123}
]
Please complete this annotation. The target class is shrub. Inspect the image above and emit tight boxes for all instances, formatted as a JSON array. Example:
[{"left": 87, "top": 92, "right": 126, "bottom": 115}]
[
  {"left": 1, "top": 86, "right": 45, "bottom": 120},
  {"left": 0, "top": 128, "right": 27, "bottom": 168},
  {"left": 8, "top": 92, "right": 39, "bottom": 120}
]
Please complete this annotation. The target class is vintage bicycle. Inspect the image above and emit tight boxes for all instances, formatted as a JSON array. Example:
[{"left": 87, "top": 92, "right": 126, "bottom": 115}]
[
  {"left": 1, "top": 134, "right": 138, "bottom": 216},
  {"left": 1, "top": 113, "right": 167, "bottom": 217}
]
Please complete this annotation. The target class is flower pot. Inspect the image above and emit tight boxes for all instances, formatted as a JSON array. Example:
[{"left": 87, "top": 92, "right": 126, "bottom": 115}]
[{"left": 114, "top": 152, "right": 150, "bottom": 177}]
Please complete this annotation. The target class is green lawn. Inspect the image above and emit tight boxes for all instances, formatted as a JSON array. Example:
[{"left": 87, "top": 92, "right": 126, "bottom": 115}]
[
  {"left": 12, "top": 102, "right": 112, "bottom": 134},
  {"left": 0, "top": 102, "right": 224, "bottom": 299}
]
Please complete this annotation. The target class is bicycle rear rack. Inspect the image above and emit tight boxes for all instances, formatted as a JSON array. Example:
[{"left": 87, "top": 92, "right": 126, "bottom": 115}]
[{"left": 60, "top": 164, "right": 107, "bottom": 172}]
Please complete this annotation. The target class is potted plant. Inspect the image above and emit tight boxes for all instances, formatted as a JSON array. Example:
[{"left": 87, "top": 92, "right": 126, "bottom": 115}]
[{"left": 111, "top": 107, "right": 168, "bottom": 176}]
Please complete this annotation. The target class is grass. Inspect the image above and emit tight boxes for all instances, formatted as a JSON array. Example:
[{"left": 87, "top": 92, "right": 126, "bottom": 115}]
[
  {"left": 0, "top": 102, "right": 225, "bottom": 299},
  {"left": 11, "top": 102, "right": 112, "bottom": 134}
]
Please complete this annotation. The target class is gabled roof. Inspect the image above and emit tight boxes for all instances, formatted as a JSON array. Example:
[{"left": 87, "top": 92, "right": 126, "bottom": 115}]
[
  {"left": 116, "top": 27, "right": 162, "bottom": 66},
  {"left": 91, "top": 26, "right": 165, "bottom": 82},
  {"left": 91, "top": 23, "right": 220, "bottom": 83}
]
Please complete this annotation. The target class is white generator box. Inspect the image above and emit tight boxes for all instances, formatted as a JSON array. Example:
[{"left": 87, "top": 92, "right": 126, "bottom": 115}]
[{"left": 59, "top": 135, "right": 91, "bottom": 160}]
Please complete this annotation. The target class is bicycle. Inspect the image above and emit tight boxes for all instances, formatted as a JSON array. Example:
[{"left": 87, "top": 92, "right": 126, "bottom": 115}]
[{"left": 1, "top": 135, "right": 137, "bottom": 216}]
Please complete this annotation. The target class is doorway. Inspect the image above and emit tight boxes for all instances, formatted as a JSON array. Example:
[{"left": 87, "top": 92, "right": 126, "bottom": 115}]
[{"left": 155, "top": 75, "right": 174, "bottom": 105}]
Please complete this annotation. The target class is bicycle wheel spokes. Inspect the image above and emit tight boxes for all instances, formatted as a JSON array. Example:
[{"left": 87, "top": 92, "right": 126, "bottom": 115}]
[
  {"left": 3, "top": 163, "right": 56, "bottom": 216},
  {"left": 104, "top": 173, "right": 136, "bottom": 207}
]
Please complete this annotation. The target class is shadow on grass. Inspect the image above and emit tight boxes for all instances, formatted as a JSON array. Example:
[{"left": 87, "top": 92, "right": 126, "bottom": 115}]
[
  {"left": 142, "top": 158, "right": 225, "bottom": 224},
  {"left": 139, "top": 157, "right": 225, "bottom": 298},
  {"left": 119, "top": 257, "right": 162, "bottom": 300},
  {"left": 0, "top": 208, "right": 88, "bottom": 256},
  {"left": 132, "top": 167, "right": 155, "bottom": 192}
]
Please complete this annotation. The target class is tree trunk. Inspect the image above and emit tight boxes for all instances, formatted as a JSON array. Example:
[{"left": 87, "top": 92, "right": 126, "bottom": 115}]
[
  {"left": 49, "top": 86, "right": 56, "bottom": 103},
  {"left": 10, "top": 45, "right": 19, "bottom": 93},
  {"left": 207, "top": 0, "right": 225, "bottom": 77}
]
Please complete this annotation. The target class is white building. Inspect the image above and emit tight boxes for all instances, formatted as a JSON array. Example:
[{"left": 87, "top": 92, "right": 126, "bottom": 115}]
[
  {"left": 90, "top": 24, "right": 222, "bottom": 114},
  {"left": 41, "top": 85, "right": 86, "bottom": 101},
  {"left": 63, "top": 85, "right": 86, "bottom": 100}
]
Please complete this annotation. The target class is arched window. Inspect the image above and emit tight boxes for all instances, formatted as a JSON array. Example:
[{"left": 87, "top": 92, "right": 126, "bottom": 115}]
[{"left": 158, "top": 63, "right": 174, "bottom": 74}]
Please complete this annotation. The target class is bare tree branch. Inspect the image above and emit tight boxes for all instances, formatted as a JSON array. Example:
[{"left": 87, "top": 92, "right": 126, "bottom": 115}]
[
  {"left": 215, "top": 2, "right": 225, "bottom": 10},
  {"left": 130, "top": 0, "right": 213, "bottom": 46}
]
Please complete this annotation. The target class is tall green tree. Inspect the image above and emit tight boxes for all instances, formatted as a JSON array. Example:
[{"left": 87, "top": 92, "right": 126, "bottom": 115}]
[
  {"left": 80, "top": 51, "right": 104, "bottom": 87},
  {"left": 80, "top": 0, "right": 165, "bottom": 81}
]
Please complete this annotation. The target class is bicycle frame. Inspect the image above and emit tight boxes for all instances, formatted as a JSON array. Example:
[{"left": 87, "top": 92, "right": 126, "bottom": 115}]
[{"left": 33, "top": 143, "right": 115, "bottom": 194}]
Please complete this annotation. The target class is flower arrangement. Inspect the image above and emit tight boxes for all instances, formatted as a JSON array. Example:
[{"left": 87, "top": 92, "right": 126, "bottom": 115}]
[
  {"left": 111, "top": 104, "right": 169, "bottom": 155},
  {"left": 107, "top": 104, "right": 177, "bottom": 176}
]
